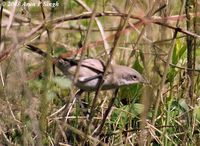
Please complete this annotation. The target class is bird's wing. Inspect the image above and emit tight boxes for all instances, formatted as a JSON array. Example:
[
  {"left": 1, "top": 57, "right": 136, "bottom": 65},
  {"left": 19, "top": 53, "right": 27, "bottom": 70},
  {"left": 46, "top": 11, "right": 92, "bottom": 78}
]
[
  {"left": 80, "top": 58, "right": 105, "bottom": 73},
  {"left": 26, "top": 45, "right": 105, "bottom": 75}
]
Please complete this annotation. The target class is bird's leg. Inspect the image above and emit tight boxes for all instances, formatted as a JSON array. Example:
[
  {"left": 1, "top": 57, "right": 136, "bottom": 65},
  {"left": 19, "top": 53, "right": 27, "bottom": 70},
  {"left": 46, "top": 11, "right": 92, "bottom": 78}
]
[
  {"left": 54, "top": 89, "right": 84, "bottom": 145},
  {"left": 62, "top": 89, "right": 84, "bottom": 121},
  {"left": 62, "top": 74, "right": 102, "bottom": 121},
  {"left": 93, "top": 88, "right": 119, "bottom": 136}
]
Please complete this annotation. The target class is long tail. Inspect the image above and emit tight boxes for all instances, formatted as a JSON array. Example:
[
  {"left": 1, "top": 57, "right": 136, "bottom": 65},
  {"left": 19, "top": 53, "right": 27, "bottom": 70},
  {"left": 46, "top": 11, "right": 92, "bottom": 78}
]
[{"left": 26, "top": 45, "right": 48, "bottom": 57}]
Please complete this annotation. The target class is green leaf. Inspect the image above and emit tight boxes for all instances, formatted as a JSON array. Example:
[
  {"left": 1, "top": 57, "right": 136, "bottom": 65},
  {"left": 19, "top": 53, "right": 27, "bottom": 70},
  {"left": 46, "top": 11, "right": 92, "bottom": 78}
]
[
  {"left": 178, "top": 99, "right": 189, "bottom": 111},
  {"left": 194, "top": 106, "right": 200, "bottom": 122},
  {"left": 28, "top": 79, "right": 44, "bottom": 91},
  {"left": 133, "top": 56, "right": 143, "bottom": 73},
  {"left": 131, "top": 103, "right": 144, "bottom": 115},
  {"left": 118, "top": 85, "right": 142, "bottom": 104},
  {"left": 111, "top": 103, "right": 144, "bottom": 127},
  {"left": 54, "top": 47, "right": 68, "bottom": 57},
  {"left": 167, "top": 68, "right": 177, "bottom": 82},
  {"left": 172, "top": 40, "right": 186, "bottom": 65}
]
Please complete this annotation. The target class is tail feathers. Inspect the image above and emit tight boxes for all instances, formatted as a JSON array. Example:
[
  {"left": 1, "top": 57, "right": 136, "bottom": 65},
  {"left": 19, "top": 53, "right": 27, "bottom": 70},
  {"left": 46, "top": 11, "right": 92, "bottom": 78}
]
[{"left": 26, "top": 45, "right": 48, "bottom": 57}]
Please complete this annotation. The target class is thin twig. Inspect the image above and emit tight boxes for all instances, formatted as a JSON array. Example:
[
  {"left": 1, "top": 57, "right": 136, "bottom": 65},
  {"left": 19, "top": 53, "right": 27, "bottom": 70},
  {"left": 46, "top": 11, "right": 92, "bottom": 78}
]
[
  {"left": 74, "top": 1, "right": 98, "bottom": 83},
  {"left": 75, "top": 0, "right": 110, "bottom": 55},
  {"left": 48, "top": 104, "right": 66, "bottom": 118},
  {"left": 63, "top": 122, "right": 108, "bottom": 146},
  {"left": 93, "top": 88, "right": 119, "bottom": 136},
  {"left": 7, "top": 100, "right": 22, "bottom": 124},
  {"left": 49, "top": 11, "right": 200, "bottom": 38},
  {"left": 5, "top": 0, "right": 18, "bottom": 35},
  {"left": 3, "top": 8, "right": 30, "bottom": 23},
  {"left": 0, "top": 1, "right": 3, "bottom": 44},
  {"left": 152, "top": 0, "right": 186, "bottom": 127},
  {"left": 85, "top": 0, "right": 135, "bottom": 137}
]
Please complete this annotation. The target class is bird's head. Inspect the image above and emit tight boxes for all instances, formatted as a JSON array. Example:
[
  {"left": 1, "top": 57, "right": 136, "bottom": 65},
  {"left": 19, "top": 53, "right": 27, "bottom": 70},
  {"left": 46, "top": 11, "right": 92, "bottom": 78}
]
[
  {"left": 129, "top": 70, "right": 148, "bottom": 84},
  {"left": 53, "top": 58, "right": 73, "bottom": 75},
  {"left": 114, "top": 65, "right": 148, "bottom": 87}
]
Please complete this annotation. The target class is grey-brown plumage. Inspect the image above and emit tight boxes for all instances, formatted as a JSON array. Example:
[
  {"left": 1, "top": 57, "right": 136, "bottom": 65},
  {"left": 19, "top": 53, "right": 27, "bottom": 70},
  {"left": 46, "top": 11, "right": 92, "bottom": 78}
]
[
  {"left": 26, "top": 45, "right": 146, "bottom": 134},
  {"left": 26, "top": 45, "right": 146, "bottom": 91}
]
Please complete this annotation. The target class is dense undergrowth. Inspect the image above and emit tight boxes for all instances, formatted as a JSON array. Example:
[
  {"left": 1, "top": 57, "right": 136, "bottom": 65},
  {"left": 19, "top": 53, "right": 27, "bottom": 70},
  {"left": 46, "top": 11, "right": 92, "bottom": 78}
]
[{"left": 0, "top": 0, "right": 200, "bottom": 145}]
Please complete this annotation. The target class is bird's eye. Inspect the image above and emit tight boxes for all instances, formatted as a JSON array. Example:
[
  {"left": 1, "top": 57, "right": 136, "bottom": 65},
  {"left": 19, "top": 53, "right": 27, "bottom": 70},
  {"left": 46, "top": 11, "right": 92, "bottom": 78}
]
[{"left": 132, "top": 75, "right": 137, "bottom": 79}]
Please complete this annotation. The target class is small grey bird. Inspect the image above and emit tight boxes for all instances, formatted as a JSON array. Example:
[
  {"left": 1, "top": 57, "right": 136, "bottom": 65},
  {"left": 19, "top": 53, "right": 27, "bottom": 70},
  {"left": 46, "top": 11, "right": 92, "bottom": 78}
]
[
  {"left": 26, "top": 44, "right": 146, "bottom": 135},
  {"left": 26, "top": 45, "right": 146, "bottom": 91}
]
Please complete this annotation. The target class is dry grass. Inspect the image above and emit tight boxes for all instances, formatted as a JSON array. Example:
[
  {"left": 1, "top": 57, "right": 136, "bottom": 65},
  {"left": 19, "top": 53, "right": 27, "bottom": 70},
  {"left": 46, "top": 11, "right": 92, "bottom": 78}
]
[{"left": 0, "top": 0, "right": 200, "bottom": 145}]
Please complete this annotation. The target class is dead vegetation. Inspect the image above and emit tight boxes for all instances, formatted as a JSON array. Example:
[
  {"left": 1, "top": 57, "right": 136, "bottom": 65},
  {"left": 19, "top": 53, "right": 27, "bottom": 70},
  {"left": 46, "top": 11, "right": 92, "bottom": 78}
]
[{"left": 0, "top": 0, "right": 200, "bottom": 145}]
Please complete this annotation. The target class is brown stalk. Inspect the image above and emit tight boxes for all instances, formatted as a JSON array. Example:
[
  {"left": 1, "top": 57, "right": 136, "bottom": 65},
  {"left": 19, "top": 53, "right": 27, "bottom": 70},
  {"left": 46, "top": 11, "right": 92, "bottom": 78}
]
[
  {"left": 4, "top": 0, "right": 18, "bottom": 35},
  {"left": 50, "top": 12, "right": 200, "bottom": 40},
  {"left": 127, "top": 1, "right": 167, "bottom": 65},
  {"left": 0, "top": 0, "right": 17, "bottom": 63},
  {"left": 50, "top": 11, "right": 193, "bottom": 25},
  {"left": 1, "top": 9, "right": 199, "bottom": 54},
  {"left": 151, "top": 0, "right": 186, "bottom": 141},
  {"left": 14, "top": 42, "right": 42, "bottom": 145},
  {"left": 0, "top": 1, "right": 4, "bottom": 86},
  {"left": 37, "top": 0, "right": 54, "bottom": 144},
  {"left": 2, "top": 8, "right": 30, "bottom": 23},
  {"left": 74, "top": 0, "right": 110, "bottom": 55},
  {"left": 65, "top": 1, "right": 98, "bottom": 144},
  {"left": 3, "top": 12, "right": 191, "bottom": 67},
  {"left": 0, "top": 1, "right": 2, "bottom": 44},
  {"left": 135, "top": 1, "right": 164, "bottom": 145},
  {"left": 156, "top": 48, "right": 200, "bottom": 73},
  {"left": 93, "top": 88, "right": 119, "bottom": 136},
  {"left": 84, "top": 0, "right": 135, "bottom": 139},
  {"left": 54, "top": 12, "right": 200, "bottom": 63},
  {"left": 185, "top": 0, "right": 197, "bottom": 141},
  {"left": 111, "top": 4, "right": 146, "bottom": 66},
  {"left": 74, "top": 1, "right": 98, "bottom": 83},
  {"left": 185, "top": 0, "right": 196, "bottom": 105}
]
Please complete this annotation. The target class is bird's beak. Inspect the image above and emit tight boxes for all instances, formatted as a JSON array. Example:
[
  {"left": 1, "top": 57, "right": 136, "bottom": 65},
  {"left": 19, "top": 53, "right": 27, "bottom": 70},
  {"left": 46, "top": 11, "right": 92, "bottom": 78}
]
[{"left": 140, "top": 77, "right": 149, "bottom": 84}]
